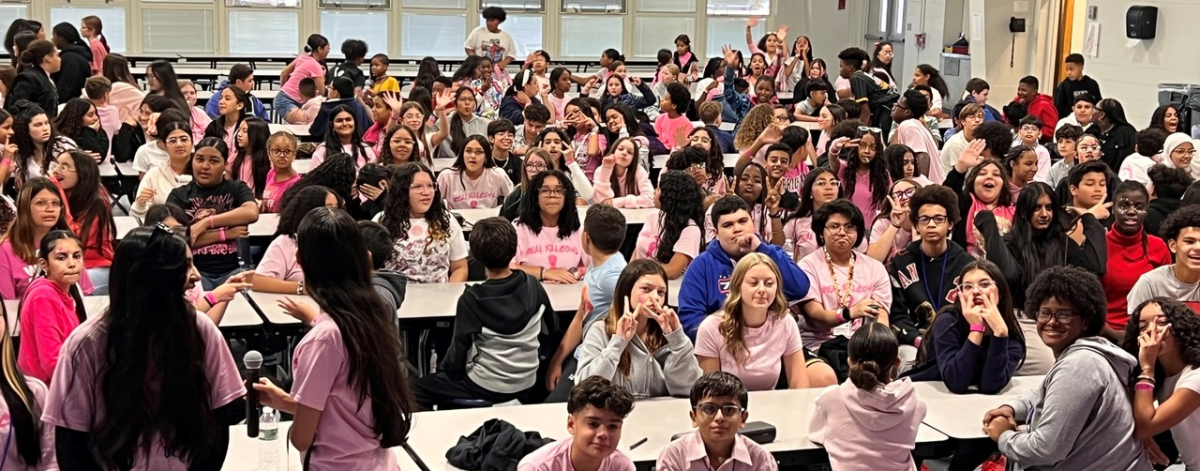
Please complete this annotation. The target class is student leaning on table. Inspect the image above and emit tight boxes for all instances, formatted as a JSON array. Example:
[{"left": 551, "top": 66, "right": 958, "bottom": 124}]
[
  {"left": 518, "top": 376, "right": 636, "bottom": 471},
  {"left": 655, "top": 372, "right": 777, "bottom": 471},
  {"left": 982, "top": 266, "right": 1151, "bottom": 471},
  {"left": 376, "top": 162, "right": 469, "bottom": 283},
  {"left": 1124, "top": 297, "right": 1200, "bottom": 469},
  {"left": 254, "top": 208, "right": 414, "bottom": 470},
  {"left": 512, "top": 170, "right": 590, "bottom": 284}
]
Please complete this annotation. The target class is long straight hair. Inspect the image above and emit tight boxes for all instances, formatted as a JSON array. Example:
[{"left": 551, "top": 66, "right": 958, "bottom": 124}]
[
  {"left": 915, "top": 260, "right": 1025, "bottom": 369},
  {"left": 720, "top": 253, "right": 789, "bottom": 365},
  {"left": 295, "top": 208, "right": 414, "bottom": 446},
  {"left": 604, "top": 260, "right": 669, "bottom": 377},
  {"left": 7, "top": 177, "right": 69, "bottom": 264},
  {"left": 101, "top": 54, "right": 138, "bottom": 87},
  {"left": 448, "top": 87, "right": 477, "bottom": 156},
  {"left": 204, "top": 86, "right": 250, "bottom": 142},
  {"left": 61, "top": 150, "right": 115, "bottom": 257},
  {"left": 1003, "top": 182, "right": 1069, "bottom": 306},
  {"left": 148, "top": 60, "right": 189, "bottom": 122},
  {"left": 23, "top": 230, "right": 87, "bottom": 324},
  {"left": 323, "top": 104, "right": 369, "bottom": 165},
  {"left": 232, "top": 117, "right": 271, "bottom": 198},
  {"left": 605, "top": 137, "right": 642, "bottom": 198}
]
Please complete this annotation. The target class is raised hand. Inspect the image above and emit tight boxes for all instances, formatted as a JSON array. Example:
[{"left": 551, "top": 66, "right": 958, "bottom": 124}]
[
  {"left": 746, "top": 17, "right": 760, "bottom": 28},
  {"left": 381, "top": 90, "right": 403, "bottom": 113},
  {"left": 673, "top": 126, "right": 689, "bottom": 150},
  {"left": 722, "top": 45, "right": 740, "bottom": 68},
  {"left": 776, "top": 24, "right": 791, "bottom": 40},
  {"left": 434, "top": 89, "right": 454, "bottom": 109},
  {"left": 616, "top": 296, "right": 638, "bottom": 341},
  {"left": 758, "top": 124, "right": 783, "bottom": 145},
  {"left": 887, "top": 196, "right": 909, "bottom": 228},
  {"left": 1139, "top": 322, "right": 1167, "bottom": 369},
  {"left": 630, "top": 76, "right": 643, "bottom": 86},
  {"left": 955, "top": 138, "right": 987, "bottom": 173},
  {"left": 3, "top": 136, "right": 16, "bottom": 160},
  {"left": 601, "top": 154, "right": 615, "bottom": 169},
  {"left": 765, "top": 177, "right": 783, "bottom": 213}
]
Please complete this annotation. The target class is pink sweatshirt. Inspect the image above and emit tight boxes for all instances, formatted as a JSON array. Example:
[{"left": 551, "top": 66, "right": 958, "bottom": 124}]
[
  {"left": 592, "top": 164, "right": 654, "bottom": 208},
  {"left": 809, "top": 378, "right": 927, "bottom": 471},
  {"left": 0, "top": 240, "right": 93, "bottom": 300},
  {"left": 96, "top": 104, "right": 120, "bottom": 160},
  {"left": 17, "top": 278, "right": 81, "bottom": 384},
  {"left": 88, "top": 39, "right": 108, "bottom": 74}
]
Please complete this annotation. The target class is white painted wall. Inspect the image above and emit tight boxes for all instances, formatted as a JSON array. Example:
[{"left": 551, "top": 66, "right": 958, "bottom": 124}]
[
  {"left": 966, "top": 0, "right": 1047, "bottom": 103},
  {"left": 1082, "top": 0, "right": 1200, "bottom": 127},
  {"left": 775, "top": 0, "right": 866, "bottom": 65}
]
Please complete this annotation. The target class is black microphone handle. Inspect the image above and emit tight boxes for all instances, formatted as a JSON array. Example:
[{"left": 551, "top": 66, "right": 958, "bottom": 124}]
[{"left": 246, "top": 368, "right": 260, "bottom": 438}]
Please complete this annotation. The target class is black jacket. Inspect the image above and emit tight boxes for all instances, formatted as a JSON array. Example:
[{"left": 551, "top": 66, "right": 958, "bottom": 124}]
[
  {"left": 6, "top": 67, "right": 58, "bottom": 118},
  {"left": 441, "top": 271, "right": 556, "bottom": 376},
  {"left": 1053, "top": 76, "right": 1102, "bottom": 119},
  {"left": 973, "top": 209, "right": 1107, "bottom": 308},
  {"left": 445, "top": 419, "right": 549, "bottom": 471},
  {"left": 1146, "top": 197, "right": 1181, "bottom": 239},
  {"left": 499, "top": 95, "right": 542, "bottom": 125},
  {"left": 1086, "top": 122, "right": 1137, "bottom": 171},
  {"left": 890, "top": 240, "right": 973, "bottom": 346},
  {"left": 72, "top": 126, "right": 110, "bottom": 160},
  {"left": 52, "top": 43, "right": 93, "bottom": 101},
  {"left": 110, "top": 123, "right": 145, "bottom": 164},
  {"left": 308, "top": 98, "right": 371, "bottom": 141}
]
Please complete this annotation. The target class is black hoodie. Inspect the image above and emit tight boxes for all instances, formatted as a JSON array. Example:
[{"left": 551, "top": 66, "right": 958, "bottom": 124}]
[
  {"left": 52, "top": 42, "right": 93, "bottom": 101},
  {"left": 441, "top": 271, "right": 558, "bottom": 394},
  {"left": 6, "top": 67, "right": 57, "bottom": 118},
  {"left": 890, "top": 239, "right": 973, "bottom": 346}
]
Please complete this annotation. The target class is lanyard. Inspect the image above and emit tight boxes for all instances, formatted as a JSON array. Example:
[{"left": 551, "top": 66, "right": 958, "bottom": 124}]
[{"left": 919, "top": 250, "right": 948, "bottom": 312}]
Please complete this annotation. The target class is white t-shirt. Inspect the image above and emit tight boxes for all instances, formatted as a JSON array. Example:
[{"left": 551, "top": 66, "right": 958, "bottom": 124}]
[
  {"left": 1118, "top": 153, "right": 1157, "bottom": 186},
  {"left": 1160, "top": 365, "right": 1200, "bottom": 469},
  {"left": 464, "top": 27, "right": 517, "bottom": 63},
  {"left": 133, "top": 141, "right": 169, "bottom": 174},
  {"left": 373, "top": 214, "right": 469, "bottom": 284}
]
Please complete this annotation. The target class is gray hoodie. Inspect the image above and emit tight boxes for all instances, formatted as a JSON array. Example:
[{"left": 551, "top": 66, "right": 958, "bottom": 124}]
[
  {"left": 1000, "top": 337, "right": 1150, "bottom": 471},
  {"left": 576, "top": 320, "right": 701, "bottom": 398}
]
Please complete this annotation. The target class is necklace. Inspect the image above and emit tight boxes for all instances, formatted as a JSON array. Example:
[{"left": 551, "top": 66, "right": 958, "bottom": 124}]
[{"left": 823, "top": 247, "right": 855, "bottom": 309}]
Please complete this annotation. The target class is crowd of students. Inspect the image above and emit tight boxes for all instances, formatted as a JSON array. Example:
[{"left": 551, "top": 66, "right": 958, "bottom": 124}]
[{"left": 0, "top": 8, "right": 1193, "bottom": 471}]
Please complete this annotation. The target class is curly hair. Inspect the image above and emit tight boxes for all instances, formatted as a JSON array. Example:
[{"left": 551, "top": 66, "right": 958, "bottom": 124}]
[
  {"left": 812, "top": 198, "right": 866, "bottom": 248},
  {"left": 720, "top": 253, "right": 789, "bottom": 365},
  {"left": 733, "top": 162, "right": 771, "bottom": 236},
  {"left": 687, "top": 126, "right": 725, "bottom": 185},
  {"left": 517, "top": 170, "right": 580, "bottom": 239},
  {"left": 1160, "top": 204, "right": 1200, "bottom": 243},
  {"left": 655, "top": 171, "right": 705, "bottom": 264},
  {"left": 275, "top": 185, "right": 335, "bottom": 238},
  {"left": 52, "top": 98, "right": 96, "bottom": 144},
  {"left": 279, "top": 152, "right": 356, "bottom": 211},
  {"left": 908, "top": 184, "right": 961, "bottom": 226},
  {"left": 1123, "top": 297, "right": 1200, "bottom": 373},
  {"left": 733, "top": 104, "right": 776, "bottom": 150},
  {"left": 840, "top": 128, "right": 890, "bottom": 213},
  {"left": 972, "top": 121, "right": 1014, "bottom": 159},
  {"left": 380, "top": 162, "right": 452, "bottom": 254},
  {"left": 1024, "top": 265, "right": 1107, "bottom": 337}
]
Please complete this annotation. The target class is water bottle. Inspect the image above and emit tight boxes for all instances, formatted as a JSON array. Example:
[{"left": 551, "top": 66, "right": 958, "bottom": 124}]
[
  {"left": 429, "top": 350, "right": 439, "bottom": 374},
  {"left": 782, "top": 238, "right": 795, "bottom": 259},
  {"left": 257, "top": 407, "right": 280, "bottom": 471}
]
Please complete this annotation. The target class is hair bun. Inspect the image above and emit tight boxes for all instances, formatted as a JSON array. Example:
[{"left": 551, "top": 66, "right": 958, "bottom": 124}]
[
  {"left": 848, "top": 360, "right": 881, "bottom": 390},
  {"left": 303, "top": 45, "right": 312, "bottom": 53}
]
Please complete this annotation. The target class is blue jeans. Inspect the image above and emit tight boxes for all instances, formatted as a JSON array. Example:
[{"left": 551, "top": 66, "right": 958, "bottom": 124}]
[
  {"left": 201, "top": 267, "right": 243, "bottom": 292},
  {"left": 272, "top": 92, "right": 302, "bottom": 123},
  {"left": 86, "top": 267, "right": 109, "bottom": 295}
]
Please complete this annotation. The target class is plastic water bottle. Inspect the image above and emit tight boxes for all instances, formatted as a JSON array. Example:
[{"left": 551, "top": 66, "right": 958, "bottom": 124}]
[
  {"left": 257, "top": 407, "right": 280, "bottom": 471},
  {"left": 782, "top": 238, "right": 795, "bottom": 259}
]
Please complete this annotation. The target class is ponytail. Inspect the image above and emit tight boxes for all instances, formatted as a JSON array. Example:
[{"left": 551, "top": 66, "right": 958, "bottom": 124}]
[
  {"left": 848, "top": 359, "right": 883, "bottom": 390},
  {"left": 846, "top": 321, "right": 899, "bottom": 390},
  {"left": 304, "top": 34, "right": 329, "bottom": 55}
]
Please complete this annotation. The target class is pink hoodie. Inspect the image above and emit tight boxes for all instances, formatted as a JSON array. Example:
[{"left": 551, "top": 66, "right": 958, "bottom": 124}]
[
  {"left": 808, "top": 377, "right": 927, "bottom": 471},
  {"left": 592, "top": 164, "right": 655, "bottom": 208},
  {"left": 96, "top": 104, "right": 121, "bottom": 160}
]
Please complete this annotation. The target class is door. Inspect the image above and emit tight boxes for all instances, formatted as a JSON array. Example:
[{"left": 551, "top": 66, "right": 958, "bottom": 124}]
[{"left": 864, "top": 0, "right": 906, "bottom": 87}]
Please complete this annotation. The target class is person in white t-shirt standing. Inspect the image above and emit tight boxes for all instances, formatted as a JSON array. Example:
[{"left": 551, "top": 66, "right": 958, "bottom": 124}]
[{"left": 465, "top": 6, "right": 518, "bottom": 71}]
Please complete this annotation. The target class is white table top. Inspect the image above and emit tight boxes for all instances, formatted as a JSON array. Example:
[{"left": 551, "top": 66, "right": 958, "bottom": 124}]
[
  {"left": 197, "top": 89, "right": 278, "bottom": 101},
  {"left": 98, "top": 160, "right": 137, "bottom": 178},
  {"left": 116, "top": 213, "right": 279, "bottom": 240},
  {"left": 267, "top": 123, "right": 311, "bottom": 137},
  {"left": 913, "top": 375, "right": 1045, "bottom": 439},
  {"left": 653, "top": 153, "right": 740, "bottom": 170},
  {"left": 452, "top": 206, "right": 657, "bottom": 227}
]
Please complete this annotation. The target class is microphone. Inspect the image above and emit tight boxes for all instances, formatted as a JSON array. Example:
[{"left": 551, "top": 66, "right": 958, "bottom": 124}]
[{"left": 244, "top": 350, "right": 263, "bottom": 438}]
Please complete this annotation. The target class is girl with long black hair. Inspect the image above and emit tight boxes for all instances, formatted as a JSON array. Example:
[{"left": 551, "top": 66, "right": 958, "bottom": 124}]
[
  {"left": 438, "top": 87, "right": 490, "bottom": 160},
  {"left": 52, "top": 149, "right": 115, "bottom": 294},
  {"left": 312, "top": 104, "right": 376, "bottom": 169},
  {"left": 512, "top": 170, "right": 586, "bottom": 284},
  {"left": 436, "top": 134, "right": 512, "bottom": 210},
  {"left": 17, "top": 230, "right": 87, "bottom": 384},
  {"left": 635, "top": 170, "right": 704, "bottom": 279},
  {"left": 145, "top": 60, "right": 195, "bottom": 138},
  {"left": 531, "top": 126, "right": 595, "bottom": 202},
  {"left": 52, "top": 97, "right": 106, "bottom": 158},
  {"left": 230, "top": 117, "right": 271, "bottom": 198},
  {"left": 130, "top": 121, "right": 192, "bottom": 219},
  {"left": 254, "top": 208, "right": 415, "bottom": 468},
  {"left": 279, "top": 152, "right": 358, "bottom": 217},
  {"left": 706, "top": 162, "right": 784, "bottom": 245},
  {"left": 12, "top": 105, "right": 75, "bottom": 189},
  {"left": 378, "top": 162, "right": 468, "bottom": 283},
  {"left": 252, "top": 185, "right": 340, "bottom": 294},
  {"left": 202, "top": 85, "right": 249, "bottom": 156},
  {"left": 45, "top": 224, "right": 245, "bottom": 469},
  {"left": 830, "top": 126, "right": 890, "bottom": 222}
]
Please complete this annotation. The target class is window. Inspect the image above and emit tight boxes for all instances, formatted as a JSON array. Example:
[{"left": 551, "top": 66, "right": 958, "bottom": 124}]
[
  {"left": 403, "top": 0, "right": 465, "bottom": 7},
  {"left": 228, "top": 10, "right": 299, "bottom": 54},
  {"left": 142, "top": 9, "right": 214, "bottom": 53},
  {"left": 559, "top": 15, "right": 620, "bottom": 57},
  {"left": 868, "top": 0, "right": 905, "bottom": 42},
  {"left": 705, "top": 17, "right": 762, "bottom": 57},
  {"left": 707, "top": 0, "right": 769, "bottom": 16},
  {"left": 319, "top": 0, "right": 389, "bottom": 8},
  {"left": 636, "top": 0, "right": 693, "bottom": 13},
  {"left": 0, "top": 5, "right": 26, "bottom": 37},
  {"left": 561, "top": 0, "right": 624, "bottom": 14},
  {"left": 480, "top": 14, "right": 542, "bottom": 58},
  {"left": 634, "top": 17, "right": 693, "bottom": 58},
  {"left": 401, "top": 13, "right": 466, "bottom": 57},
  {"left": 50, "top": 7, "right": 126, "bottom": 53},
  {"left": 142, "top": 0, "right": 211, "bottom": 5},
  {"left": 482, "top": 0, "right": 544, "bottom": 12},
  {"left": 321, "top": 11, "right": 388, "bottom": 54},
  {"left": 225, "top": 0, "right": 301, "bottom": 7}
]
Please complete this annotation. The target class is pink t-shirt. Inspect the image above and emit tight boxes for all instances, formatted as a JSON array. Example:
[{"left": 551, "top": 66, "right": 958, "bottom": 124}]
[
  {"left": 654, "top": 113, "right": 693, "bottom": 151},
  {"left": 867, "top": 217, "right": 911, "bottom": 265},
  {"left": 0, "top": 377, "right": 57, "bottom": 470},
  {"left": 635, "top": 212, "right": 702, "bottom": 262},
  {"left": 0, "top": 240, "right": 93, "bottom": 300},
  {"left": 783, "top": 216, "right": 818, "bottom": 261},
  {"left": 42, "top": 313, "right": 245, "bottom": 470},
  {"left": 840, "top": 166, "right": 888, "bottom": 223},
  {"left": 592, "top": 164, "right": 655, "bottom": 208},
  {"left": 88, "top": 39, "right": 107, "bottom": 74},
  {"left": 311, "top": 142, "right": 377, "bottom": 170},
  {"left": 375, "top": 215, "right": 469, "bottom": 284},
  {"left": 511, "top": 223, "right": 589, "bottom": 274},
  {"left": 797, "top": 250, "right": 893, "bottom": 349},
  {"left": 436, "top": 168, "right": 514, "bottom": 210},
  {"left": 261, "top": 169, "right": 302, "bottom": 213},
  {"left": 282, "top": 54, "right": 325, "bottom": 103},
  {"left": 894, "top": 119, "right": 944, "bottom": 184},
  {"left": 257, "top": 235, "right": 302, "bottom": 282},
  {"left": 517, "top": 434, "right": 635, "bottom": 471},
  {"left": 292, "top": 314, "right": 399, "bottom": 470},
  {"left": 17, "top": 278, "right": 80, "bottom": 384},
  {"left": 547, "top": 94, "right": 570, "bottom": 119},
  {"left": 571, "top": 133, "right": 607, "bottom": 180},
  {"left": 694, "top": 312, "right": 803, "bottom": 391}
]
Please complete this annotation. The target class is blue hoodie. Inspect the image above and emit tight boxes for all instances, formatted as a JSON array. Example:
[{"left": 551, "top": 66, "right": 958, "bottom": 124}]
[
  {"left": 204, "top": 79, "right": 270, "bottom": 121},
  {"left": 678, "top": 237, "right": 810, "bottom": 339}
]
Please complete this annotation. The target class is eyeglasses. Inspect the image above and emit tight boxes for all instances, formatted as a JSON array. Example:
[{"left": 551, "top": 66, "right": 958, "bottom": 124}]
[
  {"left": 891, "top": 188, "right": 915, "bottom": 201},
  {"left": 814, "top": 179, "right": 840, "bottom": 188},
  {"left": 1173, "top": 148, "right": 1198, "bottom": 157},
  {"left": 958, "top": 279, "right": 995, "bottom": 292},
  {"left": 917, "top": 215, "right": 948, "bottom": 226},
  {"left": 525, "top": 162, "right": 547, "bottom": 172},
  {"left": 31, "top": 199, "right": 61, "bottom": 210},
  {"left": 539, "top": 187, "right": 567, "bottom": 197},
  {"left": 409, "top": 183, "right": 436, "bottom": 193},
  {"left": 694, "top": 403, "right": 745, "bottom": 418},
  {"left": 1020, "top": 125, "right": 1040, "bottom": 133},
  {"left": 689, "top": 136, "right": 712, "bottom": 145},
  {"left": 1036, "top": 309, "right": 1078, "bottom": 323},
  {"left": 165, "top": 136, "right": 191, "bottom": 146},
  {"left": 690, "top": 162, "right": 707, "bottom": 170},
  {"left": 1077, "top": 144, "right": 1101, "bottom": 152},
  {"left": 269, "top": 149, "right": 296, "bottom": 158},
  {"left": 47, "top": 162, "right": 74, "bottom": 174},
  {"left": 824, "top": 223, "right": 857, "bottom": 234}
]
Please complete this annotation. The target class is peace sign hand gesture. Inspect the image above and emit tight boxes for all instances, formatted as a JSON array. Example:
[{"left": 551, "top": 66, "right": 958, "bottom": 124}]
[
  {"left": 887, "top": 195, "right": 909, "bottom": 228},
  {"left": 616, "top": 296, "right": 638, "bottom": 341},
  {"left": 765, "top": 177, "right": 784, "bottom": 213}
]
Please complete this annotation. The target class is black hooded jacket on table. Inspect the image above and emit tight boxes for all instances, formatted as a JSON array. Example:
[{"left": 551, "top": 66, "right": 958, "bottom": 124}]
[{"left": 890, "top": 239, "right": 973, "bottom": 346}]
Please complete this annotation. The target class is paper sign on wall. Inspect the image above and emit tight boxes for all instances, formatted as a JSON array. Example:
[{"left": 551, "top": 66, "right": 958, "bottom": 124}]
[
  {"left": 971, "top": 14, "right": 984, "bottom": 41},
  {"left": 1084, "top": 22, "right": 1100, "bottom": 57}
]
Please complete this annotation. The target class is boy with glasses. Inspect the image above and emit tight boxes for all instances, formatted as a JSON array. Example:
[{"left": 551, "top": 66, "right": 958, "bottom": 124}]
[
  {"left": 655, "top": 372, "right": 777, "bottom": 471},
  {"left": 1016, "top": 115, "right": 1051, "bottom": 183},
  {"left": 489, "top": 119, "right": 522, "bottom": 185}
]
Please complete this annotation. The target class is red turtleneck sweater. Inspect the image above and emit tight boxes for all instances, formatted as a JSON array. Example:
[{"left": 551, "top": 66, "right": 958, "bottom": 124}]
[{"left": 1101, "top": 228, "right": 1172, "bottom": 330}]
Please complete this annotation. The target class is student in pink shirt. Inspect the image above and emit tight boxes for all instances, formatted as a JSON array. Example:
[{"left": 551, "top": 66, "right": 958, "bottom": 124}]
[
  {"left": 99, "top": 54, "right": 146, "bottom": 124},
  {"left": 703, "top": 163, "right": 782, "bottom": 245},
  {"left": 829, "top": 127, "right": 891, "bottom": 223},
  {"left": 254, "top": 208, "right": 414, "bottom": 470},
  {"left": 635, "top": 171, "right": 705, "bottom": 280},
  {"left": 261, "top": 131, "right": 301, "bottom": 213},
  {"left": 311, "top": 106, "right": 377, "bottom": 169},
  {"left": 0, "top": 177, "right": 89, "bottom": 300},
  {"left": 43, "top": 225, "right": 246, "bottom": 469},
  {"left": 230, "top": 117, "right": 271, "bottom": 198},
  {"left": 277, "top": 34, "right": 330, "bottom": 120},
  {"left": 865, "top": 178, "right": 920, "bottom": 265},
  {"left": 0, "top": 304, "right": 57, "bottom": 470},
  {"left": 253, "top": 186, "right": 341, "bottom": 294},
  {"left": 783, "top": 168, "right": 843, "bottom": 262},
  {"left": 744, "top": 17, "right": 789, "bottom": 78},
  {"left": 437, "top": 135, "right": 514, "bottom": 209},
  {"left": 593, "top": 137, "right": 653, "bottom": 208},
  {"left": 655, "top": 372, "right": 778, "bottom": 471},
  {"left": 203, "top": 86, "right": 248, "bottom": 160},
  {"left": 563, "top": 99, "right": 604, "bottom": 180},
  {"left": 512, "top": 170, "right": 589, "bottom": 283},
  {"left": 654, "top": 83, "right": 693, "bottom": 151},
  {"left": 378, "top": 163, "right": 470, "bottom": 283},
  {"left": 694, "top": 253, "right": 812, "bottom": 391},
  {"left": 890, "top": 90, "right": 945, "bottom": 184},
  {"left": 80, "top": 16, "right": 108, "bottom": 75},
  {"left": 517, "top": 376, "right": 636, "bottom": 471},
  {"left": 809, "top": 321, "right": 926, "bottom": 471},
  {"left": 796, "top": 199, "right": 892, "bottom": 351},
  {"left": 17, "top": 231, "right": 87, "bottom": 384}
]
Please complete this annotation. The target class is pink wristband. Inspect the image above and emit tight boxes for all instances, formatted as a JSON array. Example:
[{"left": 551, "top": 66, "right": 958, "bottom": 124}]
[
  {"left": 204, "top": 292, "right": 219, "bottom": 306},
  {"left": 969, "top": 324, "right": 986, "bottom": 333},
  {"left": 1136, "top": 382, "right": 1155, "bottom": 391},
  {"left": 209, "top": 215, "right": 215, "bottom": 229},
  {"left": 220, "top": 228, "right": 227, "bottom": 242}
]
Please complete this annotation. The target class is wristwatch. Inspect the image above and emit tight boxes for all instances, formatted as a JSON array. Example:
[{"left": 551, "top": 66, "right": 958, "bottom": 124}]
[{"left": 841, "top": 307, "right": 853, "bottom": 323}]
